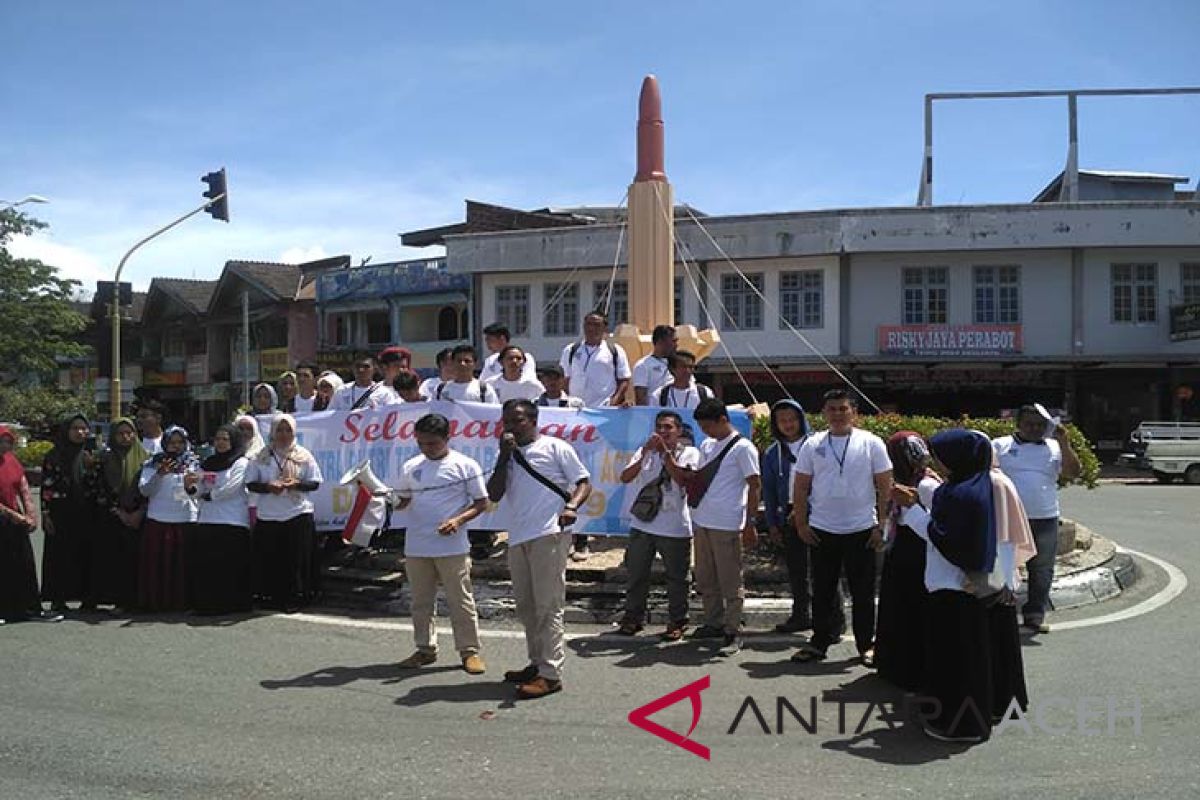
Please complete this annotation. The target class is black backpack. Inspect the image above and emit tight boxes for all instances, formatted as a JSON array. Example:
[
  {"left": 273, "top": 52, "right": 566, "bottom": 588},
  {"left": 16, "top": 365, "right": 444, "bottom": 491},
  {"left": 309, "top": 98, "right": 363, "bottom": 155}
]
[
  {"left": 567, "top": 340, "right": 620, "bottom": 382},
  {"left": 657, "top": 382, "right": 713, "bottom": 407}
]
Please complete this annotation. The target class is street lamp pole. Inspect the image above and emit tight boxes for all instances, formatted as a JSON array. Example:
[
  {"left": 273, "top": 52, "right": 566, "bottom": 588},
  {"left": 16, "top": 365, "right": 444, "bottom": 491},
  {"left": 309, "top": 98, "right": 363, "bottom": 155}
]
[{"left": 109, "top": 196, "right": 225, "bottom": 418}]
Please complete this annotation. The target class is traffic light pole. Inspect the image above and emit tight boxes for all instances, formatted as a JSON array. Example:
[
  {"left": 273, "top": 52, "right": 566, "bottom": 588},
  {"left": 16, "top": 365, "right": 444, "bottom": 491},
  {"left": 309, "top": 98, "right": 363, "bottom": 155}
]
[{"left": 109, "top": 194, "right": 226, "bottom": 419}]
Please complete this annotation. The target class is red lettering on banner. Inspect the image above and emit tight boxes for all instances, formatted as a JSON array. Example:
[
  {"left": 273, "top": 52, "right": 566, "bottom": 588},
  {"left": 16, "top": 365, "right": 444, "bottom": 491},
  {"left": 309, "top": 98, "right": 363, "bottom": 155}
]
[
  {"left": 541, "top": 422, "right": 566, "bottom": 439},
  {"left": 363, "top": 421, "right": 383, "bottom": 442},
  {"left": 462, "top": 420, "right": 490, "bottom": 440},
  {"left": 339, "top": 413, "right": 365, "bottom": 443}
]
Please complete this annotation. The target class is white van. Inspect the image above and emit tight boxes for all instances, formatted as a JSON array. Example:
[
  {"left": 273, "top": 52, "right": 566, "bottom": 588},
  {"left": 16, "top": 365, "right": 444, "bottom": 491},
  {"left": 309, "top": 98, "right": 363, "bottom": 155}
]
[{"left": 1119, "top": 422, "right": 1200, "bottom": 484}]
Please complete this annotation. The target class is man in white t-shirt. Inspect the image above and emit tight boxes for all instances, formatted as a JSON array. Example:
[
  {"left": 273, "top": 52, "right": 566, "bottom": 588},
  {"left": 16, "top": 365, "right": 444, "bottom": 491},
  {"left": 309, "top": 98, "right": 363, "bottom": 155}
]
[
  {"left": 791, "top": 389, "right": 893, "bottom": 665},
  {"left": 485, "top": 345, "right": 545, "bottom": 403},
  {"left": 431, "top": 345, "right": 499, "bottom": 404},
  {"left": 993, "top": 404, "right": 1081, "bottom": 634},
  {"left": 418, "top": 348, "right": 456, "bottom": 401},
  {"left": 480, "top": 322, "right": 538, "bottom": 383},
  {"left": 534, "top": 364, "right": 584, "bottom": 409},
  {"left": 559, "top": 310, "right": 632, "bottom": 408},
  {"left": 395, "top": 413, "right": 490, "bottom": 675},
  {"left": 291, "top": 362, "right": 319, "bottom": 413},
  {"left": 648, "top": 350, "right": 714, "bottom": 410},
  {"left": 616, "top": 410, "right": 700, "bottom": 640},
  {"left": 334, "top": 356, "right": 398, "bottom": 410},
  {"left": 673, "top": 398, "right": 761, "bottom": 656},
  {"left": 487, "top": 399, "right": 591, "bottom": 700},
  {"left": 135, "top": 400, "right": 166, "bottom": 455},
  {"left": 632, "top": 324, "right": 677, "bottom": 405}
]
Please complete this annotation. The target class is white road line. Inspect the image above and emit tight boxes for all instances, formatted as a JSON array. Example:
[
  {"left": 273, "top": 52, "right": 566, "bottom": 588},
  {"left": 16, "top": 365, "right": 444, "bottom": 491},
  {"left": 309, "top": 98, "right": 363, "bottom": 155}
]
[
  {"left": 1052, "top": 546, "right": 1188, "bottom": 631},
  {"left": 278, "top": 546, "right": 1187, "bottom": 638}
]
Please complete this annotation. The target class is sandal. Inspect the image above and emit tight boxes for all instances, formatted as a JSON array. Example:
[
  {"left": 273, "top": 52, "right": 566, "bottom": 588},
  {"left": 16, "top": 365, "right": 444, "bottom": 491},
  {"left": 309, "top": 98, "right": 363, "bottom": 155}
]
[
  {"left": 790, "top": 646, "right": 827, "bottom": 663},
  {"left": 660, "top": 624, "right": 687, "bottom": 642}
]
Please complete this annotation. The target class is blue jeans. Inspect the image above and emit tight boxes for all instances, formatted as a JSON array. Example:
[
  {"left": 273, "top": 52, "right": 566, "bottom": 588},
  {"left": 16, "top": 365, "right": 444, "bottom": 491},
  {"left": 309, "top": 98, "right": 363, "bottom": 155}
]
[{"left": 1021, "top": 517, "right": 1059, "bottom": 623}]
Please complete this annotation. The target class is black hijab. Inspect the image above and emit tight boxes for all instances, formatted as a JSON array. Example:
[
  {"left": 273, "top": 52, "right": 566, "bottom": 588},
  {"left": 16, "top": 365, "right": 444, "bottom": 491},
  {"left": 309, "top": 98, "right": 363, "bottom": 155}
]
[{"left": 201, "top": 424, "right": 246, "bottom": 472}]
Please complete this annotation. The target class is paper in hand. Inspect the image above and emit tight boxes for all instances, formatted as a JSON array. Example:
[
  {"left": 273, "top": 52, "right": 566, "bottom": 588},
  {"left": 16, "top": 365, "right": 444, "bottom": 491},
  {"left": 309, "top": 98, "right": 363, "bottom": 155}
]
[{"left": 1034, "top": 403, "right": 1060, "bottom": 437}]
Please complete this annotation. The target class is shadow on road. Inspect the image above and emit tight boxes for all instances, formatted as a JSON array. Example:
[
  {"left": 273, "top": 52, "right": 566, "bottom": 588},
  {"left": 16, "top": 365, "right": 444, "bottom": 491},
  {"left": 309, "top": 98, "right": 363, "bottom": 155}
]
[
  {"left": 259, "top": 662, "right": 459, "bottom": 690},
  {"left": 393, "top": 681, "right": 517, "bottom": 709}
]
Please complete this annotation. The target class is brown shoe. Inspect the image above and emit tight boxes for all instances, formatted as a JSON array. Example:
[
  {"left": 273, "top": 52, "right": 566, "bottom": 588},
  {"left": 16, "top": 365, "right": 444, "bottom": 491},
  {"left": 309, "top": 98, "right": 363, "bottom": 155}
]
[
  {"left": 398, "top": 651, "right": 437, "bottom": 669},
  {"left": 516, "top": 676, "right": 562, "bottom": 699},
  {"left": 462, "top": 653, "right": 486, "bottom": 675},
  {"left": 503, "top": 664, "right": 539, "bottom": 683}
]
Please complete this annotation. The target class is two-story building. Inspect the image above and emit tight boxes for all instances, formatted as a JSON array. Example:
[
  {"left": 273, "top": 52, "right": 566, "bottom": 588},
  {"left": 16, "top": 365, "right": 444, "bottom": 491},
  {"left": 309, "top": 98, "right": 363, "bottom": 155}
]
[{"left": 424, "top": 170, "right": 1200, "bottom": 460}]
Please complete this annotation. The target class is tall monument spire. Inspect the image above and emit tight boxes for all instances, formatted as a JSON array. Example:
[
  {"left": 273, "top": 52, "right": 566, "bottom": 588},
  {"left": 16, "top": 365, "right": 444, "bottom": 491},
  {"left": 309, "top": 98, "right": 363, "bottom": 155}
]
[
  {"left": 627, "top": 75, "right": 674, "bottom": 333},
  {"left": 635, "top": 75, "right": 666, "bottom": 182}
]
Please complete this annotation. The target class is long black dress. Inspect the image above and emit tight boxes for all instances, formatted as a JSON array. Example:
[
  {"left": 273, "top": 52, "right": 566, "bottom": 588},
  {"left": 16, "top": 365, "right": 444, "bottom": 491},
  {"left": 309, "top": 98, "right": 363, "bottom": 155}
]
[
  {"left": 875, "top": 524, "right": 928, "bottom": 691},
  {"left": 0, "top": 516, "right": 40, "bottom": 619},
  {"left": 40, "top": 431, "right": 93, "bottom": 607},
  {"left": 90, "top": 449, "right": 146, "bottom": 609}
]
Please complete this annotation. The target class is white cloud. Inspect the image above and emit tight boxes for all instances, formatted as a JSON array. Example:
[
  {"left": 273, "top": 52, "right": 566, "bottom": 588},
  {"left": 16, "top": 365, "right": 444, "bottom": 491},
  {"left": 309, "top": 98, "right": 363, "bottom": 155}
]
[
  {"left": 7, "top": 233, "right": 110, "bottom": 288},
  {"left": 278, "top": 245, "right": 329, "bottom": 264}
]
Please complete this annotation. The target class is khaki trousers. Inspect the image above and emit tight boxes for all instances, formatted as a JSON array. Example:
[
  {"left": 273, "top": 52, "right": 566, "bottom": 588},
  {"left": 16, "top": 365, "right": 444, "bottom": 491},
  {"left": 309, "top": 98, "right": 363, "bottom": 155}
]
[
  {"left": 508, "top": 532, "right": 570, "bottom": 680},
  {"left": 692, "top": 525, "right": 745, "bottom": 634},
  {"left": 405, "top": 554, "right": 481, "bottom": 656}
]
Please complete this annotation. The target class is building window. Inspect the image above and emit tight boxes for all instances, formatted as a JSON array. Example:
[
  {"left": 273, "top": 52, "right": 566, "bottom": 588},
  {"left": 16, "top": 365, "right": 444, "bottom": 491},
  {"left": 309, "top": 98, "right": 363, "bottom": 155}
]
[
  {"left": 593, "top": 279, "right": 628, "bottom": 326},
  {"left": 780, "top": 270, "right": 824, "bottom": 329},
  {"left": 365, "top": 310, "right": 390, "bottom": 346},
  {"left": 1112, "top": 263, "right": 1158, "bottom": 323},
  {"left": 543, "top": 282, "right": 579, "bottom": 337},
  {"left": 902, "top": 267, "right": 948, "bottom": 325},
  {"left": 973, "top": 265, "right": 1021, "bottom": 324},
  {"left": 329, "top": 314, "right": 352, "bottom": 346},
  {"left": 437, "top": 306, "right": 459, "bottom": 341},
  {"left": 495, "top": 285, "right": 530, "bottom": 337},
  {"left": 673, "top": 276, "right": 685, "bottom": 325},
  {"left": 1182, "top": 263, "right": 1200, "bottom": 305},
  {"left": 720, "top": 273, "right": 764, "bottom": 330}
]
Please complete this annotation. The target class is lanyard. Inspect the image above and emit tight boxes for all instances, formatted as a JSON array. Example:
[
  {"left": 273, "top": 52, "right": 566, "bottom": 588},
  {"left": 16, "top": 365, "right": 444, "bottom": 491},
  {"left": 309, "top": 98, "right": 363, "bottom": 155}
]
[
  {"left": 668, "top": 387, "right": 691, "bottom": 408},
  {"left": 829, "top": 433, "right": 851, "bottom": 476},
  {"left": 580, "top": 344, "right": 600, "bottom": 372}
]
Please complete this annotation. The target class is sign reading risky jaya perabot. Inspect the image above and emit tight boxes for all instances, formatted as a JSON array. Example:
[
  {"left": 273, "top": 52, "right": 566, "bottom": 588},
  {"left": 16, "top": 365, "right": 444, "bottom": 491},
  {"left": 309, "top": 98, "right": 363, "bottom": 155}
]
[{"left": 878, "top": 324, "right": 1023, "bottom": 357}]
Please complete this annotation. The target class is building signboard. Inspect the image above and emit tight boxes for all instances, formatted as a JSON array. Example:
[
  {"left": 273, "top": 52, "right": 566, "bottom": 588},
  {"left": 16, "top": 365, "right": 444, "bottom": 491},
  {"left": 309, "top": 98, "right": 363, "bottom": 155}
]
[{"left": 877, "top": 324, "right": 1023, "bottom": 357}]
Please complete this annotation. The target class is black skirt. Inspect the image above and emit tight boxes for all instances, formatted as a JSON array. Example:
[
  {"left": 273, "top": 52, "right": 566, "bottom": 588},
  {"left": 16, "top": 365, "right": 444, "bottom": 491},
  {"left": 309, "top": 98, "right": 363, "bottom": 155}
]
[
  {"left": 254, "top": 513, "right": 317, "bottom": 607},
  {"left": 88, "top": 511, "right": 141, "bottom": 607},
  {"left": 188, "top": 523, "right": 253, "bottom": 614},
  {"left": 922, "top": 590, "right": 993, "bottom": 741},
  {"left": 40, "top": 501, "right": 91, "bottom": 604},
  {"left": 988, "top": 602, "right": 1029, "bottom": 717},
  {"left": 0, "top": 517, "right": 40, "bottom": 618},
  {"left": 875, "top": 525, "right": 928, "bottom": 691}
]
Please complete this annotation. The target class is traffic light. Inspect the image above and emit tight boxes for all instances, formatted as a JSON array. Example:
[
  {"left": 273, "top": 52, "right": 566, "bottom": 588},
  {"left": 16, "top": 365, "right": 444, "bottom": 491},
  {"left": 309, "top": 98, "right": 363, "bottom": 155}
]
[{"left": 201, "top": 168, "right": 229, "bottom": 222}]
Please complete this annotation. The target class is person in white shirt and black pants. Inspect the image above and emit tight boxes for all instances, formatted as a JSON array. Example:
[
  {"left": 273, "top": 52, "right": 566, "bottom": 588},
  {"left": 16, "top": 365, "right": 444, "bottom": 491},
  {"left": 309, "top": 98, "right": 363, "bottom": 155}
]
[
  {"left": 487, "top": 399, "right": 591, "bottom": 700},
  {"left": 992, "top": 405, "right": 1081, "bottom": 634},
  {"left": 791, "top": 390, "right": 893, "bottom": 665},
  {"left": 186, "top": 424, "right": 252, "bottom": 614},
  {"left": 677, "top": 399, "right": 761, "bottom": 656}
]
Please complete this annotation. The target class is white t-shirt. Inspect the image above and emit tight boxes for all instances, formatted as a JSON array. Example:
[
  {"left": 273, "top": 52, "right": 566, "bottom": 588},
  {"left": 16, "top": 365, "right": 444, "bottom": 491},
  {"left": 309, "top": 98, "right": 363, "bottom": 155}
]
[
  {"left": 623, "top": 445, "right": 700, "bottom": 538},
  {"left": 691, "top": 433, "right": 761, "bottom": 531},
  {"left": 632, "top": 354, "right": 672, "bottom": 396},
  {"left": 481, "top": 351, "right": 538, "bottom": 383},
  {"left": 139, "top": 467, "right": 199, "bottom": 524},
  {"left": 992, "top": 436, "right": 1062, "bottom": 519},
  {"left": 432, "top": 379, "right": 499, "bottom": 404},
  {"left": 396, "top": 450, "right": 488, "bottom": 558},
  {"left": 560, "top": 340, "right": 632, "bottom": 408},
  {"left": 499, "top": 436, "right": 590, "bottom": 546},
  {"left": 648, "top": 381, "right": 713, "bottom": 410},
  {"left": 485, "top": 374, "right": 545, "bottom": 404},
  {"left": 244, "top": 452, "right": 324, "bottom": 521},
  {"left": 418, "top": 376, "right": 444, "bottom": 401},
  {"left": 142, "top": 436, "right": 163, "bottom": 456},
  {"left": 334, "top": 383, "right": 395, "bottom": 411},
  {"left": 293, "top": 394, "right": 317, "bottom": 414},
  {"left": 195, "top": 458, "right": 250, "bottom": 529},
  {"left": 536, "top": 393, "right": 585, "bottom": 410},
  {"left": 794, "top": 428, "right": 892, "bottom": 534}
]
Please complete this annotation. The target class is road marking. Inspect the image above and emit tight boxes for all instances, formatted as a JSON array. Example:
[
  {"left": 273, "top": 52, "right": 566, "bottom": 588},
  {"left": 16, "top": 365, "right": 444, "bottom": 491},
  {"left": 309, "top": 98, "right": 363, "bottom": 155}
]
[
  {"left": 1052, "top": 546, "right": 1188, "bottom": 631},
  {"left": 278, "top": 546, "right": 1187, "bottom": 639}
]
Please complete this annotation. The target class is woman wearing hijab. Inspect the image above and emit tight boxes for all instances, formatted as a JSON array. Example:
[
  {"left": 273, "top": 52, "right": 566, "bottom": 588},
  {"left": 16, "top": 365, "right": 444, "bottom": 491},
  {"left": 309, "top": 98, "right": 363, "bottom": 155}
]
[
  {"left": 234, "top": 415, "right": 266, "bottom": 460},
  {"left": 0, "top": 426, "right": 49, "bottom": 624},
  {"left": 40, "top": 413, "right": 96, "bottom": 613},
  {"left": 874, "top": 431, "right": 940, "bottom": 692},
  {"left": 91, "top": 418, "right": 149, "bottom": 611},
  {"left": 276, "top": 371, "right": 299, "bottom": 414},
  {"left": 312, "top": 371, "right": 344, "bottom": 412},
  {"left": 893, "top": 429, "right": 1033, "bottom": 743},
  {"left": 187, "top": 424, "right": 252, "bottom": 614},
  {"left": 246, "top": 415, "right": 323, "bottom": 612},
  {"left": 251, "top": 383, "right": 281, "bottom": 441},
  {"left": 137, "top": 426, "right": 200, "bottom": 611}
]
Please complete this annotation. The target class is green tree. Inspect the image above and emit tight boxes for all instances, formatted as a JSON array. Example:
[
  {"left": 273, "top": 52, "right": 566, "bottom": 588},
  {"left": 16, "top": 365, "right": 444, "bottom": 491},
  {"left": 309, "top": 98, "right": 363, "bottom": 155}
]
[{"left": 0, "top": 208, "right": 90, "bottom": 381}]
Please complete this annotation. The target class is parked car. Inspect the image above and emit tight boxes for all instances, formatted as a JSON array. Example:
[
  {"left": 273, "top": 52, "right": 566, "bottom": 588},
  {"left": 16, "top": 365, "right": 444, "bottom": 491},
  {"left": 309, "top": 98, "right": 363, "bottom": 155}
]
[{"left": 1119, "top": 421, "right": 1200, "bottom": 484}]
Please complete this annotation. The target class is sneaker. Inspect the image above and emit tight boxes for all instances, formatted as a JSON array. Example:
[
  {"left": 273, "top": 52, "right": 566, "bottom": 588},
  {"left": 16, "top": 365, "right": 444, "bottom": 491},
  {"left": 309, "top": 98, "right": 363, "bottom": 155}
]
[
  {"left": 688, "top": 624, "right": 724, "bottom": 640},
  {"left": 1023, "top": 620, "right": 1051, "bottom": 634},
  {"left": 398, "top": 651, "right": 438, "bottom": 669},
  {"left": 38, "top": 610, "right": 65, "bottom": 623},
  {"left": 461, "top": 654, "right": 486, "bottom": 675},
  {"left": 570, "top": 547, "right": 590, "bottom": 562},
  {"left": 516, "top": 676, "right": 562, "bottom": 699},
  {"left": 503, "top": 664, "right": 539, "bottom": 683},
  {"left": 719, "top": 634, "right": 742, "bottom": 656},
  {"left": 614, "top": 620, "right": 644, "bottom": 636},
  {"left": 774, "top": 616, "right": 813, "bottom": 633}
]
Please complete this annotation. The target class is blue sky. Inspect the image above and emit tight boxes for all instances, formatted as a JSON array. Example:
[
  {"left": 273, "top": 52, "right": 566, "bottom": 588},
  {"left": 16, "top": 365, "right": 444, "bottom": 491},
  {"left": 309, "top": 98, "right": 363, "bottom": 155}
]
[{"left": 3, "top": 1, "right": 1198, "bottom": 292}]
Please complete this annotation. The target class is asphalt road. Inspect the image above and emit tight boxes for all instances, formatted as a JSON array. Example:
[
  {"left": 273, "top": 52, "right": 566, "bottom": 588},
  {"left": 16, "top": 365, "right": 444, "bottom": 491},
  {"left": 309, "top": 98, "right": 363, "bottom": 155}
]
[{"left": 1, "top": 484, "right": 1196, "bottom": 799}]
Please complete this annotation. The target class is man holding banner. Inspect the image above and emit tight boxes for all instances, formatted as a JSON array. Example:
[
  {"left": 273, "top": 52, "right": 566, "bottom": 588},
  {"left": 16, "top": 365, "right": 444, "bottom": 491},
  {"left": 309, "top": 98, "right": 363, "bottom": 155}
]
[{"left": 487, "top": 399, "right": 591, "bottom": 700}]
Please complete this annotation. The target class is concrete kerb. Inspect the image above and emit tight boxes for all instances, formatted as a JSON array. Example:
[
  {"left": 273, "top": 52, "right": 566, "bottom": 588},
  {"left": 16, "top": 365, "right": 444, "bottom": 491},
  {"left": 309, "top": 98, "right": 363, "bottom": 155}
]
[{"left": 318, "top": 517, "right": 1137, "bottom": 626}]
